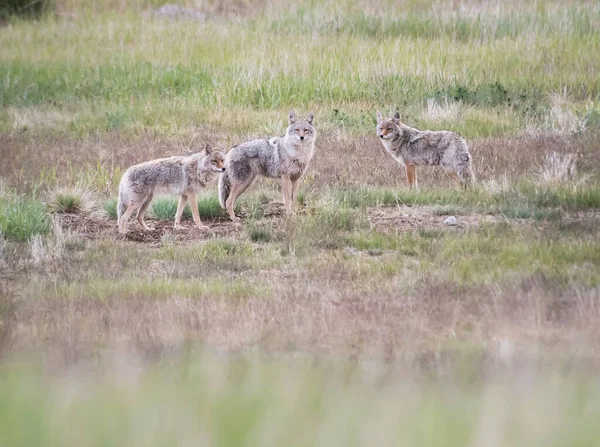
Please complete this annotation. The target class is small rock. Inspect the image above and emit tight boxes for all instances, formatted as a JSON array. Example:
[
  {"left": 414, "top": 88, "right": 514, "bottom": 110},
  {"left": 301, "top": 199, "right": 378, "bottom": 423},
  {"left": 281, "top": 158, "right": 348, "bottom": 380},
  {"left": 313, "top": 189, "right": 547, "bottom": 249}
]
[{"left": 443, "top": 216, "right": 458, "bottom": 226}]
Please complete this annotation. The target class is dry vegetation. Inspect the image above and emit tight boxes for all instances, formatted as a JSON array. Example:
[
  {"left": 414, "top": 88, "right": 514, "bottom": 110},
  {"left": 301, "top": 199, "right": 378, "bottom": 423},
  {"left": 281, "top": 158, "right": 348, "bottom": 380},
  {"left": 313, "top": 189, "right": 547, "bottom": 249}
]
[{"left": 1, "top": 0, "right": 600, "bottom": 445}]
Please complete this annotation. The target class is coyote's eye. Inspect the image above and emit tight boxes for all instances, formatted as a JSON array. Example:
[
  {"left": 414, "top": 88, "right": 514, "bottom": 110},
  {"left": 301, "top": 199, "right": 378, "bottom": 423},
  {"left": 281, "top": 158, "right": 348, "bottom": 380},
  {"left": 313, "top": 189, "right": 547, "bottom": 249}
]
[{"left": 211, "top": 160, "right": 217, "bottom": 164}]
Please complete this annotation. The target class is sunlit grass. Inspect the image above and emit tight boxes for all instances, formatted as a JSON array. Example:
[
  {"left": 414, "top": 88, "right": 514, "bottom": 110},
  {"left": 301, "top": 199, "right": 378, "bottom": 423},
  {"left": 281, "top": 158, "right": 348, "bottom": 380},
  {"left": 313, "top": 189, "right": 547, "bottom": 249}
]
[{"left": 0, "top": 1, "right": 598, "bottom": 138}]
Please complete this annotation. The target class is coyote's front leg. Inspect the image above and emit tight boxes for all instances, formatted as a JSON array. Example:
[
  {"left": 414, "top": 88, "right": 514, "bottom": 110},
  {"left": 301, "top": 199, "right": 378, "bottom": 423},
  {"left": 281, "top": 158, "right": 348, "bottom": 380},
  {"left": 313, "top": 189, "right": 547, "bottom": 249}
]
[
  {"left": 291, "top": 178, "right": 300, "bottom": 204},
  {"left": 281, "top": 175, "right": 293, "bottom": 215},
  {"left": 187, "top": 192, "right": 209, "bottom": 231},
  {"left": 174, "top": 195, "right": 188, "bottom": 230},
  {"left": 405, "top": 162, "right": 417, "bottom": 189}
]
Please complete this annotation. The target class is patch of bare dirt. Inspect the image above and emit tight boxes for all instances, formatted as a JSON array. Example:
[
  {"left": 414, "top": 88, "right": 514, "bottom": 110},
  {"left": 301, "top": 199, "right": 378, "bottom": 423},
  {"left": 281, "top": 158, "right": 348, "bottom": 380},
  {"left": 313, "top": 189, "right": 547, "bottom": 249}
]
[
  {"left": 118, "top": 220, "right": 243, "bottom": 246},
  {"left": 56, "top": 202, "right": 289, "bottom": 246},
  {"left": 368, "top": 206, "right": 600, "bottom": 234},
  {"left": 57, "top": 213, "right": 244, "bottom": 247},
  {"left": 368, "top": 206, "right": 503, "bottom": 233},
  {"left": 55, "top": 213, "right": 114, "bottom": 237}
]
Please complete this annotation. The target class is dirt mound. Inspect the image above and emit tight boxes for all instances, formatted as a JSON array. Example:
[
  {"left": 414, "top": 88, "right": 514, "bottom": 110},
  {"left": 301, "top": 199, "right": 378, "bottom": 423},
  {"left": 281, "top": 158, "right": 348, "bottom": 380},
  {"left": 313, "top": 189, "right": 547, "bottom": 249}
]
[{"left": 57, "top": 213, "right": 242, "bottom": 246}]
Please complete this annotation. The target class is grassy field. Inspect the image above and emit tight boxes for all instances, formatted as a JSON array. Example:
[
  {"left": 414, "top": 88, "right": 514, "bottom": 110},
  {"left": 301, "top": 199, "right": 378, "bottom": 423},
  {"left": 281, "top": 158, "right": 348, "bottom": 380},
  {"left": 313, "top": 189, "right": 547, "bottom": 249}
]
[{"left": 1, "top": 0, "right": 600, "bottom": 445}]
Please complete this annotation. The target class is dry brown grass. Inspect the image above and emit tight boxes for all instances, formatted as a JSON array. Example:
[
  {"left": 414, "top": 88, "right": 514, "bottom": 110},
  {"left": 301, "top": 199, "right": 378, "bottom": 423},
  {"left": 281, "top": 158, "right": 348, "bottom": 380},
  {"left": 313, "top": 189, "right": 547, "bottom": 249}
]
[
  {"left": 6, "top": 268, "right": 600, "bottom": 369},
  {"left": 3, "top": 130, "right": 599, "bottom": 194}
]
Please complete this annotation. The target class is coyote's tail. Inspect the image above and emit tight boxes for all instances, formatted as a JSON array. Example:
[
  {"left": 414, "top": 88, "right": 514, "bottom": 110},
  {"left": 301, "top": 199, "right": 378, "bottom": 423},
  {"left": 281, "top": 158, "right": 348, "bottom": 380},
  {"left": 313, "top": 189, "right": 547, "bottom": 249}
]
[
  {"left": 218, "top": 171, "right": 230, "bottom": 209},
  {"left": 461, "top": 160, "right": 476, "bottom": 188},
  {"left": 464, "top": 166, "right": 475, "bottom": 187},
  {"left": 117, "top": 191, "right": 127, "bottom": 222},
  {"left": 117, "top": 174, "right": 128, "bottom": 221}
]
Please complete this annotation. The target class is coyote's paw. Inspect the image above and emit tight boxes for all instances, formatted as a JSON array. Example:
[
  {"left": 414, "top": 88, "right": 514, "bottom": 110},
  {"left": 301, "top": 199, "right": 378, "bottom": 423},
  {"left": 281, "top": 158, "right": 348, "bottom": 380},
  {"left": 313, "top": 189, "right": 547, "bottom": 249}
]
[{"left": 173, "top": 224, "right": 186, "bottom": 231}]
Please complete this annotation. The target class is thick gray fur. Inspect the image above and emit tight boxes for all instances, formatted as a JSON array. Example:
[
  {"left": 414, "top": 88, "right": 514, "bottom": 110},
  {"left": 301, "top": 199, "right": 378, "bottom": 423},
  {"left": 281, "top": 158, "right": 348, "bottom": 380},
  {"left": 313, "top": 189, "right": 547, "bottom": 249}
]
[
  {"left": 219, "top": 110, "right": 316, "bottom": 220},
  {"left": 117, "top": 146, "right": 225, "bottom": 233},
  {"left": 376, "top": 111, "right": 474, "bottom": 188}
]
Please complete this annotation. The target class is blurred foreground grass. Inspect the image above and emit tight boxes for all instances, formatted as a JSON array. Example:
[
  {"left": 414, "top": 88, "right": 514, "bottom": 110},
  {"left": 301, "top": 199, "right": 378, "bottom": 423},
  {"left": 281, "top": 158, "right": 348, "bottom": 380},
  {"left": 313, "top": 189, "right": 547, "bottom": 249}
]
[{"left": 1, "top": 354, "right": 600, "bottom": 447}]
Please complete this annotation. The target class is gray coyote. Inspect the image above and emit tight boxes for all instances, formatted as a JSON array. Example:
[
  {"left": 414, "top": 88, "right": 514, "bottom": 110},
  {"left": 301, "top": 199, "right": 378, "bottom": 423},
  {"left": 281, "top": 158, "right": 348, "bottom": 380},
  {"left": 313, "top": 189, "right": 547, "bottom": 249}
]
[
  {"left": 117, "top": 145, "right": 225, "bottom": 233},
  {"left": 376, "top": 111, "right": 474, "bottom": 188},
  {"left": 219, "top": 110, "right": 316, "bottom": 220}
]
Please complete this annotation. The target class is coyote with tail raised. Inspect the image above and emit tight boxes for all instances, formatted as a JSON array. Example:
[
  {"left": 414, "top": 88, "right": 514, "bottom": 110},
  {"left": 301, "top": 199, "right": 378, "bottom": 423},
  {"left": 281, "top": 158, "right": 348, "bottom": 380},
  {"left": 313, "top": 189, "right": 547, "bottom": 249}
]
[
  {"left": 376, "top": 111, "right": 474, "bottom": 188},
  {"left": 117, "top": 145, "right": 225, "bottom": 233},
  {"left": 219, "top": 110, "right": 316, "bottom": 221}
]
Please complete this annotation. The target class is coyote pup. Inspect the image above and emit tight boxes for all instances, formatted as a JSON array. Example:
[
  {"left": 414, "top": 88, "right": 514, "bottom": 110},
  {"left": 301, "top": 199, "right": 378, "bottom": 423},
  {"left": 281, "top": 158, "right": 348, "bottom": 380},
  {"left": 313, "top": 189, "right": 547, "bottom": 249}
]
[
  {"left": 219, "top": 110, "right": 316, "bottom": 221},
  {"left": 376, "top": 111, "right": 474, "bottom": 188},
  {"left": 117, "top": 145, "right": 225, "bottom": 233}
]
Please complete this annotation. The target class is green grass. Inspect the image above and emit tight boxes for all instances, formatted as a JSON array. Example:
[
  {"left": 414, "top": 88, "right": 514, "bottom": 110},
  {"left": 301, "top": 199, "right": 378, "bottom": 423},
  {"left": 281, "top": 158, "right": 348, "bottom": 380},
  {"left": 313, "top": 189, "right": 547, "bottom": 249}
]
[
  {"left": 46, "top": 187, "right": 93, "bottom": 214},
  {"left": 529, "top": 185, "right": 600, "bottom": 210},
  {"left": 155, "top": 238, "right": 255, "bottom": 265},
  {"left": 198, "top": 239, "right": 254, "bottom": 259},
  {"left": 330, "top": 183, "right": 600, "bottom": 216},
  {"left": 150, "top": 195, "right": 226, "bottom": 220},
  {"left": 103, "top": 194, "right": 229, "bottom": 221},
  {"left": 247, "top": 222, "right": 273, "bottom": 243},
  {"left": 291, "top": 206, "right": 368, "bottom": 250},
  {"left": 151, "top": 197, "right": 190, "bottom": 220},
  {"left": 48, "top": 193, "right": 80, "bottom": 214},
  {"left": 197, "top": 195, "right": 228, "bottom": 219},
  {"left": 312, "top": 207, "right": 365, "bottom": 232},
  {"left": 0, "top": 2, "right": 598, "bottom": 138},
  {"left": 0, "top": 196, "right": 51, "bottom": 242},
  {"left": 103, "top": 197, "right": 117, "bottom": 219},
  {"left": 346, "top": 231, "right": 434, "bottom": 256},
  {"left": 150, "top": 194, "right": 239, "bottom": 221},
  {"left": 330, "top": 186, "right": 491, "bottom": 208},
  {"left": 439, "top": 228, "right": 600, "bottom": 286},
  {"left": 345, "top": 224, "right": 600, "bottom": 287},
  {"left": 1, "top": 355, "right": 600, "bottom": 447},
  {"left": 52, "top": 277, "right": 270, "bottom": 301}
]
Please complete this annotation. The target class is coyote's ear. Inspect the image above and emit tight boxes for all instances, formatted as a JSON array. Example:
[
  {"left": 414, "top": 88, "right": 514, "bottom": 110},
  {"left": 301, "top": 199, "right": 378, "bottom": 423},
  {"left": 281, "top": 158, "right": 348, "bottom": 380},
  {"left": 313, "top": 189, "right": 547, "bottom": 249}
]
[
  {"left": 376, "top": 111, "right": 384, "bottom": 123},
  {"left": 203, "top": 143, "right": 213, "bottom": 155},
  {"left": 289, "top": 110, "right": 297, "bottom": 125},
  {"left": 306, "top": 112, "right": 314, "bottom": 125},
  {"left": 392, "top": 111, "right": 401, "bottom": 123}
]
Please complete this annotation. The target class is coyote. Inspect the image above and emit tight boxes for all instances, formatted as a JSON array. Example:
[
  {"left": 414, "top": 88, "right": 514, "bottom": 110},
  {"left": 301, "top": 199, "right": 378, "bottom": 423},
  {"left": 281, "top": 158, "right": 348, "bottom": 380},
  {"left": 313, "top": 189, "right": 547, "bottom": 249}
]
[
  {"left": 117, "top": 145, "right": 225, "bottom": 233},
  {"left": 219, "top": 110, "right": 316, "bottom": 221},
  {"left": 376, "top": 111, "right": 474, "bottom": 188}
]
